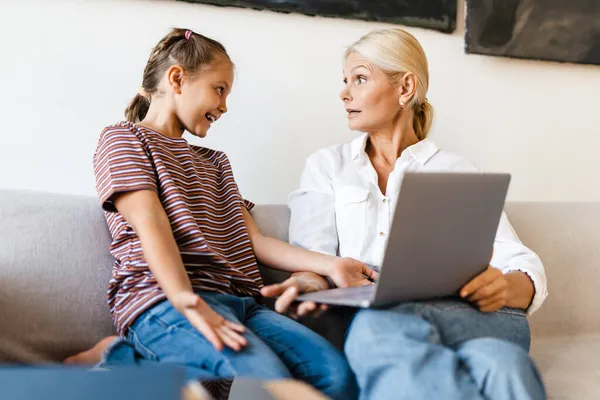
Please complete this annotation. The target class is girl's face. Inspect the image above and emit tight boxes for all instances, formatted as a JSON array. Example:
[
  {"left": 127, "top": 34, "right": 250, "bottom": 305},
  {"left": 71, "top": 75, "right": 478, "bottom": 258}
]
[
  {"left": 339, "top": 52, "right": 402, "bottom": 133},
  {"left": 174, "top": 56, "right": 234, "bottom": 138}
]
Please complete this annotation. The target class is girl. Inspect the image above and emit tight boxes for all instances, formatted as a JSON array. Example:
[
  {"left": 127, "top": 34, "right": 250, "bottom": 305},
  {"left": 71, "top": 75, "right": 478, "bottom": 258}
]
[{"left": 86, "top": 28, "right": 373, "bottom": 400}]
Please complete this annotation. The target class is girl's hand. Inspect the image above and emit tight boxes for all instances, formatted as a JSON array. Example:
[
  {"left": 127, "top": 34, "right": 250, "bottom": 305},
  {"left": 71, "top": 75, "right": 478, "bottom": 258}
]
[
  {"left": 261, "top": 272, "right": 329, "bottom": 317},
  {"left": 172, "top": 292, "right": 247, "bottom": 351},
  {"left": 327, "top": 257, "right": 379, "bottom": 289}
]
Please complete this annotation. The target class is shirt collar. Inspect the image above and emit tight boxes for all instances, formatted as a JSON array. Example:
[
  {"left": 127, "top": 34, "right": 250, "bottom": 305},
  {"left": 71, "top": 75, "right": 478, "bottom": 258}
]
[
  {"left": 406, "top": 138, "right": 439, "bottom": 165},
  {"left": 351, "top": 133, "right": 369, "bottom": 160},
  {"left": 350, "top": 133, "right": 439, "bottom": 165}
]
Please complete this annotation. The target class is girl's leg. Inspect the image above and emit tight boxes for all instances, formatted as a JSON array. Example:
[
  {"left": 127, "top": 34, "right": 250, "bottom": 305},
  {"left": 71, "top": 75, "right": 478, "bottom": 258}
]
[
  {"left": 243, "top": 299, "right": 358, "bottom": 400},
  {"left": 64, "top": 336, "right": 118, "bottom": 365},
  {"left": 125, "top": 293, "right": 294, "bottom": 381}
]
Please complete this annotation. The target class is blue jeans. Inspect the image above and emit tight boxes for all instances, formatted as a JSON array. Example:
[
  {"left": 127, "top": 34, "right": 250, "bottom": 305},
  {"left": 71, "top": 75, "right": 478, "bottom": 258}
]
[
  {"left": 344, "top": 299, "right": 546, "bottom": 400},
  {"left": 101, "top": 292, "right": 358, "bottom": 400}
]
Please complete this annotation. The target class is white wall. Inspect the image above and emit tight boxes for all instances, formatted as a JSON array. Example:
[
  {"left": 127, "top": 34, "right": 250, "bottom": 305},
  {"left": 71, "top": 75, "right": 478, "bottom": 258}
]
[{"left": 1, "top": 0, "right": 599, "bottom": 204}]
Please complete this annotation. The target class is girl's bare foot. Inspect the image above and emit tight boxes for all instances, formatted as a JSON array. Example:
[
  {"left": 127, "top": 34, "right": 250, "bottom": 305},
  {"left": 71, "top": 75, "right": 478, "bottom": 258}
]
[{"left": 64, "top": 336, "right": 118, "bottom": 365}]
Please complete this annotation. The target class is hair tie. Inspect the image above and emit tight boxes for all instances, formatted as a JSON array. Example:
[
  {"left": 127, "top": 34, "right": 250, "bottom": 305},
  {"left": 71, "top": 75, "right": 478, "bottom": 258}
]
[
  {"left": 185, "top": 30, "right": 193, "bottom": 41},
  {"left": 417, "top": 98, "right": 430, "bottom": 112}
]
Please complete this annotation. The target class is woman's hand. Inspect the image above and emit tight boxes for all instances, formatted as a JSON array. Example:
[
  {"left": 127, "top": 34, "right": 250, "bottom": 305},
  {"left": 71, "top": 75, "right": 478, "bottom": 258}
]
[
  {"left": 261, "top": 272, "right": 330, "bottom": 317},
  {"left": 460, "top": 266, "right": 509, "bottom": 312},
  {"left": 172, "top": 292, "right": 247, "bottom": 352},
  {"left": 460, "top": 267, "right": 535, "bottom": 312},
  {"left": 327, "top": 257, "right": 379, "bottom": 289}
]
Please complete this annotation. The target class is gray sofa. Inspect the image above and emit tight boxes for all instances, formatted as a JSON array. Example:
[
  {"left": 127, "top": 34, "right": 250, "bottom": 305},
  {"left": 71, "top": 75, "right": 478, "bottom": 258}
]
[{"left": 1, "top": 190, "right": 599, "bottom": 399}]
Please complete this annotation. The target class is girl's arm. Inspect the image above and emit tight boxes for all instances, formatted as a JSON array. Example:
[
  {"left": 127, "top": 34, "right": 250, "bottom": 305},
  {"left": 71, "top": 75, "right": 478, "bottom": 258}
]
[
  {"left": 114, "top": 189, "right": 247, "bottom": 351},
  {"left": 115, "top": 190, "right": 193, "bottom": 300},
  {"left": 242, "top": 208, "right": 378, "bottom": 288}
]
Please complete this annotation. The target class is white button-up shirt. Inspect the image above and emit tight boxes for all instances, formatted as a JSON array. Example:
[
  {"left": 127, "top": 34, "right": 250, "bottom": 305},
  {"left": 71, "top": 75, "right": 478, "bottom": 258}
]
[{"left": 289, "top": 134, "right": 548, "bottom": 314}]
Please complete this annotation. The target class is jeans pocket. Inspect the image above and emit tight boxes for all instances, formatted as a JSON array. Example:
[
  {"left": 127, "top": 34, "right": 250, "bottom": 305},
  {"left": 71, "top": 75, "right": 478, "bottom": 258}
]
[{"left": 128, "top": 327, "right": 160, "bottom": 362}]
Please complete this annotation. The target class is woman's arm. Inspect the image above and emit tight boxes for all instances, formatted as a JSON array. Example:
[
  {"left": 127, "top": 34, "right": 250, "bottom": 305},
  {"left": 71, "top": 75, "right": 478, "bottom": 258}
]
[
  {"left": 460, "top": 213, "right": 546, "bottom": 313},
  {"left": 114, "top": 190, "right": 246, "bottom": 351},
  {"left": 505, "top": 271, "right": 536, "bottom": 308},
  {"left": 493, "top": 213, "right": 547, "bottom": 312},
  {"left": 449, "top": 160, "right": 546, "bottom": 313}
]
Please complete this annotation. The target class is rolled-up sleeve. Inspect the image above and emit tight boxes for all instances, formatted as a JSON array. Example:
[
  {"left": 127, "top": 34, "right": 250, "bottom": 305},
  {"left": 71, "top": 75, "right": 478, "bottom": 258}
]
[
  {"left": 491, "top": 213, "right": 548, "bottom": 314},
  {"left": 288, "top": 152, "right": 339, "bottom": 256}
]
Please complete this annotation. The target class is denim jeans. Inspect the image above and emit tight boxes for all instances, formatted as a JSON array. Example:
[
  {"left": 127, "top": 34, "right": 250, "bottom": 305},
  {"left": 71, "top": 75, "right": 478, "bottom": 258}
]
[
  {"left": 100, "top": 292, "right": 358, "bottom": 400},
  {"left": 344, "top": 299, "right": 546, "bottom": 400}
]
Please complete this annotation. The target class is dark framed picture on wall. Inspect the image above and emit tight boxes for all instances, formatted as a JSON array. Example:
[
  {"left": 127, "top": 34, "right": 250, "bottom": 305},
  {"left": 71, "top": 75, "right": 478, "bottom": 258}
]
[
  {"left": 176, "top": 0, "right": 457, "bottom": 33},
  {"left": 466, "top": 0, "right": 600, "bottom": 66}
]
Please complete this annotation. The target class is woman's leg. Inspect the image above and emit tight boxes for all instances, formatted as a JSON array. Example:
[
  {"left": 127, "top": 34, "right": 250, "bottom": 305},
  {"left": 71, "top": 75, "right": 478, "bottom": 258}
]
[
  {"left": 124, "top": 293, "right": 294, "bottom": 381},
  {"left": 243, "top": 299, "right": 358, "bottom": 400},
  {"left": 345, "top": 300, "right": 543, "bottom": 400},
  {"left": 457, "top": 338, "right": 546, "bottom": 400},
  {"left": 345, "top": 307, "right": 484, "bottom": 400},
  {"left": 414, "top": 299, "right": 545, "bottom": 399},
  {"left": 415, "top": 299, "right": 531, "bottom": 351}
]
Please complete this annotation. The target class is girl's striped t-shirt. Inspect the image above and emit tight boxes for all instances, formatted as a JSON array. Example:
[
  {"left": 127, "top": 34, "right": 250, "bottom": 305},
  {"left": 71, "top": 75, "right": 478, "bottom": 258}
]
[{"left": 93, "top": 121, "right": 263, "bottom": 334}]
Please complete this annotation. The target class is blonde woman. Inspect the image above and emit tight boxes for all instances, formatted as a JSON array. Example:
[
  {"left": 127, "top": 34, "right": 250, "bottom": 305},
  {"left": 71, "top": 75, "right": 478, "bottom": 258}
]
[{"left": 262, "top": 29, "right": 547, "bottom": 400}]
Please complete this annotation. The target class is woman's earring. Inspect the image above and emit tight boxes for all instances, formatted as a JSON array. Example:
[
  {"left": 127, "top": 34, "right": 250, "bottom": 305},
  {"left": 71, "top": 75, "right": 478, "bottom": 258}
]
[{"left": 400, "top": 101, "right": 405, "bottom": 107}]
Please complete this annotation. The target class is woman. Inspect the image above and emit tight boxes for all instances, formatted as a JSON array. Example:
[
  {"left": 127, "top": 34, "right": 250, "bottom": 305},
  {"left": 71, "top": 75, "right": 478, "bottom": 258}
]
[{"left": 262, "top": 28, "right": 547, "bottom": 400}]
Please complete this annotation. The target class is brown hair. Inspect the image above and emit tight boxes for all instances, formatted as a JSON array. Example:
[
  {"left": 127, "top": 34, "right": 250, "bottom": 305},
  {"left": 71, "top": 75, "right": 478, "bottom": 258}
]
[
  {"left": 346, "top": 29, "right": 433, "bottom": 140},
  {"left": 125, "top": 28, "right": 230, "bottom": 123}
]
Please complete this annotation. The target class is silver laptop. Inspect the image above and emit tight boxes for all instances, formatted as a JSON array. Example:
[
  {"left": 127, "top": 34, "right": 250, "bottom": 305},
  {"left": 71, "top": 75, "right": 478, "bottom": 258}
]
[{"left": 297, "top": 172, "right": 511, "bottom": 308}]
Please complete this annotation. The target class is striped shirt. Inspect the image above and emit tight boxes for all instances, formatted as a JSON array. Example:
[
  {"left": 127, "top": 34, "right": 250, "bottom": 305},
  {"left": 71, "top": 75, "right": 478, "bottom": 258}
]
[{"left": 93, "top": 121, "right": 263, "bottom": 335}]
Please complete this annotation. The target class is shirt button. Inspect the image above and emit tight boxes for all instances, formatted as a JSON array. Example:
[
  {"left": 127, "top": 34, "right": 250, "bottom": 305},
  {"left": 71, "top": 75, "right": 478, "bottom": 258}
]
[
  {"left": 379, "top": 232, "right": 385, "bottom": 237},
  {"left": 382, "top": 198, "right": 387, "bottom": 203}
]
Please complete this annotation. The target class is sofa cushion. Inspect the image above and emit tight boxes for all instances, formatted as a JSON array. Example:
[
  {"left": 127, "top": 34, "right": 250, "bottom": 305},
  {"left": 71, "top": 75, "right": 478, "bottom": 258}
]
[
  {"left": 251, "top": 206, "right": 293, "bottom": 285},
  {"left": 505, "top": 203, "right": 600, "bottom": 338},
  {"left": 530, "top": 334, "right": 600, "bottom": 399},
  {"left": 0, "top": 190, "right": 116, "bottom": 363}
]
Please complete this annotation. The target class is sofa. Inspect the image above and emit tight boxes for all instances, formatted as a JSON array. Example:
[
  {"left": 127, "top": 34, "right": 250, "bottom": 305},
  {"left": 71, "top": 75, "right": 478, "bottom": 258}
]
[{"left": 0, "top": 189, "right": 598, "bottom": 399}]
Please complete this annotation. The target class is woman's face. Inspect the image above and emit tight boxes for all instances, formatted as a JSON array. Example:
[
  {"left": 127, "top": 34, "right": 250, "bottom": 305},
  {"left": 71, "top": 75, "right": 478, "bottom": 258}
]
[{"left": 340, "top": 52, "right": 402, "bottom": 133}]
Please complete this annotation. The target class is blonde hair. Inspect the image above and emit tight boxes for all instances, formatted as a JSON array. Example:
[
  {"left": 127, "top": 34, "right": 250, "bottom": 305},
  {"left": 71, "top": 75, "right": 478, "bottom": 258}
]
[{"left": 345, "top": 29, "right": 434, "bottom": 140}]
